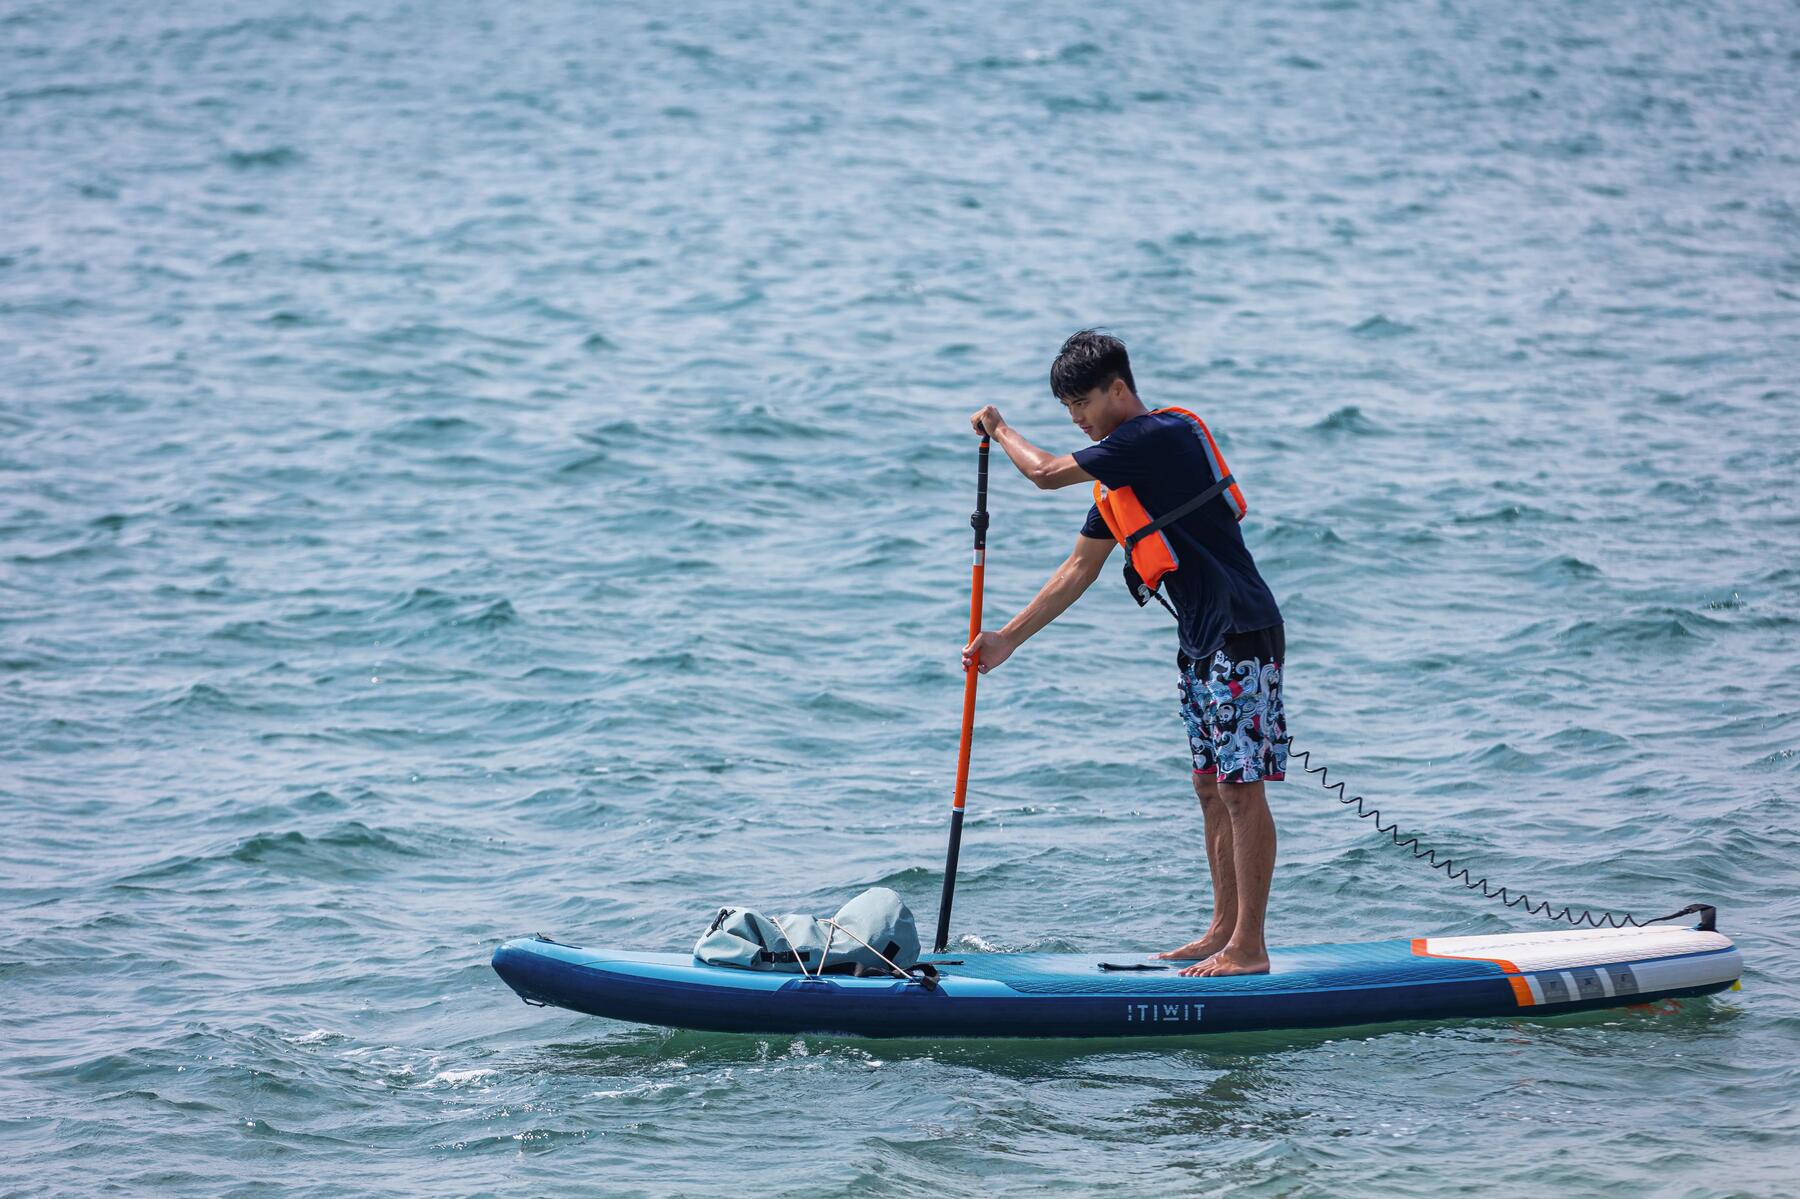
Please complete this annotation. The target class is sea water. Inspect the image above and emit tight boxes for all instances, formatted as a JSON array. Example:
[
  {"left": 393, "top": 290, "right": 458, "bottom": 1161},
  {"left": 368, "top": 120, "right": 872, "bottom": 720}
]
[{"left": 3, "top": 1, "right": 1797, "bottom": 1195}]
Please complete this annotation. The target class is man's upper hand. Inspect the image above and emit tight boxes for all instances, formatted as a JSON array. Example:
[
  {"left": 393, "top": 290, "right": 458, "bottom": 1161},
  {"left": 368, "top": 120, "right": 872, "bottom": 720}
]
[
  {"left": 970, "top": 405, "right": 1005, "bottom": 437},
  {"left": 965, "top": 405, "right": 1094, "bottom": 489}
]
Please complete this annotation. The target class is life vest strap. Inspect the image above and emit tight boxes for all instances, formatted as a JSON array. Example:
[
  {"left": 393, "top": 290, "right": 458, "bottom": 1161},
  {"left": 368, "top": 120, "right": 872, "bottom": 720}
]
[
  {"left": 1120, "top": 473, "right": 1235, "bottom": 551},
  {"left": 1122, "top": 560, "right": 1180, "bottom": 617}
]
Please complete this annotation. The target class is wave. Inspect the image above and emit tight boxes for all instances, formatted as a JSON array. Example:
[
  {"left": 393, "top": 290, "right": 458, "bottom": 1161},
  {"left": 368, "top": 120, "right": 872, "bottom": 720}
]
[
  {"left": 115, "top": 821, "right": 424, "bottom": 888},
  {"left": 220, "top": 146, "right": 305, "bottom": 171},
  {"left": 1307, "top": 404, "right": 1385, "bottom": 435},
  {"left": 1553, "top": 609, "right": 1727, "bottom": 651},
  {"left": 1526, "top": 554, "right": 1602, "bottom": 581},
  {"left": 1452, "top": 502, "right": 1573, "bottom": 525},
  {"left": 1348, "top": 314, "right": 1415, "bottom": 339}
]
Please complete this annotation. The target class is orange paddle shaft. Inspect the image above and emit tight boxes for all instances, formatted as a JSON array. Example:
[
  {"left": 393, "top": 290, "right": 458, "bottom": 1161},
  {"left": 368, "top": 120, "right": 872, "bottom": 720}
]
[{"left": 935, "top": 434, "right": 990, "bottom": 952}]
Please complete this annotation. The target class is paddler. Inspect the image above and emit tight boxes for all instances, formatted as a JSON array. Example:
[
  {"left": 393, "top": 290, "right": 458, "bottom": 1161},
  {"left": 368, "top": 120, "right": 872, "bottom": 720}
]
[{"left": 964, "top": 330, "right": 1288, "bottom": 976}]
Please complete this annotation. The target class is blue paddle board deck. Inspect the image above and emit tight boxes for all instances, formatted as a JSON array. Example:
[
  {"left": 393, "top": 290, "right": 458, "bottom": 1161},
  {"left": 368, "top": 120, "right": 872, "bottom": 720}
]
[{"left": 491, "top": 924, "right": 1740, "bottom": 1038}]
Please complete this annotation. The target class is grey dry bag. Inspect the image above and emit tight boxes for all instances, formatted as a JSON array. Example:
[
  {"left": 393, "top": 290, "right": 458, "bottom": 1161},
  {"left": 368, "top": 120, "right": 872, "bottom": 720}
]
[{"left": 694, "top": 887, "right": 921, "bottom": 975}]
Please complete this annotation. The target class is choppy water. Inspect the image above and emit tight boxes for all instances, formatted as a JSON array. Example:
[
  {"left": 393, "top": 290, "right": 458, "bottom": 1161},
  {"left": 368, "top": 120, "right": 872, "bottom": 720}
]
[{"left": 4, "top": 1, "right": 1799, "bottom": 1195}]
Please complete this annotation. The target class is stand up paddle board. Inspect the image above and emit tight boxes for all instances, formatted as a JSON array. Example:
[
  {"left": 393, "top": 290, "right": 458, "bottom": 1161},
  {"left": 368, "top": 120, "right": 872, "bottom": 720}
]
[{"left": 492, "top": 921, "right": 1740, "bottom": 1038}]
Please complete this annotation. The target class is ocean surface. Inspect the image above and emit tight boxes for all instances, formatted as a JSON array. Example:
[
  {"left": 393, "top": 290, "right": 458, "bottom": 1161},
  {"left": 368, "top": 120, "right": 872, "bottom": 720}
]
[{"left": 4, "top": 1, "right": 1798, "bottom": 1195}]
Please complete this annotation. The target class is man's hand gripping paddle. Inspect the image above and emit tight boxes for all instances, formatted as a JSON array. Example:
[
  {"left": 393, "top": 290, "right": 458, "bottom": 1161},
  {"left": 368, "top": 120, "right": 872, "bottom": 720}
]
[{"left": 934, "top": 433, "right": 989, "bottom": 954}]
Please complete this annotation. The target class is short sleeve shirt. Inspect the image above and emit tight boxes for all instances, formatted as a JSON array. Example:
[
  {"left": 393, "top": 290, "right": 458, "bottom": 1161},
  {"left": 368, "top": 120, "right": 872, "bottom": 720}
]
[{"left": 1075, "top": 410, "right": 1282, "bottom": 659}]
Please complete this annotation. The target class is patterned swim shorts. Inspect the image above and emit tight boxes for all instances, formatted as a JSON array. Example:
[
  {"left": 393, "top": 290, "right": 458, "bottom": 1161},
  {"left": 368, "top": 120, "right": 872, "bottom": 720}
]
[{"left": 1178, "top": 625, "right": 1289, "bottom": 784}]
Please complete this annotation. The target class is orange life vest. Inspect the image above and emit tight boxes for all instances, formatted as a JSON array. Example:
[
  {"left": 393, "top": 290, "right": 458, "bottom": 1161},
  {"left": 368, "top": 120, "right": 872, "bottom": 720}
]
[{"left": 1091, "top": 407, "right": 1247, "bottom": 595}]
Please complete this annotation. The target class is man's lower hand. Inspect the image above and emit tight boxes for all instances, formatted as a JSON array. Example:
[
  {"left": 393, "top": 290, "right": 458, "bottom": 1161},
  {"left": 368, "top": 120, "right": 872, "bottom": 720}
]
[{"left": 961, "top": 630, "right": 1014, "bottom": 675}]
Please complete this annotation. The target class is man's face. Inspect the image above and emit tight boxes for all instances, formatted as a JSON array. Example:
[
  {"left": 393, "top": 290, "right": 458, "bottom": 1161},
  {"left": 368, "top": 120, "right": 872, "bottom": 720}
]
[{"left": 1059, "top": 376, "right": 1137, "bottom": 441}]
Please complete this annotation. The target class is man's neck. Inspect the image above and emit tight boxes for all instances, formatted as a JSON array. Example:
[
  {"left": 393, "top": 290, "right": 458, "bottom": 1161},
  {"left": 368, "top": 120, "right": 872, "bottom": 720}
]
[{"left": 1103, "top": 402, "right": 1150, "bottom": 437}]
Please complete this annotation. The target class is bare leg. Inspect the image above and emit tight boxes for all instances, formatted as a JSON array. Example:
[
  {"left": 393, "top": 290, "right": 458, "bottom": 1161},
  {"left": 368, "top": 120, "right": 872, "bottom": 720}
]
[
  {"left": 1183, "top": 779, "right": 1274, "bottom": 976},
  {"left": 1154, "top": 775, "right": 1238, "bottom": 961}
]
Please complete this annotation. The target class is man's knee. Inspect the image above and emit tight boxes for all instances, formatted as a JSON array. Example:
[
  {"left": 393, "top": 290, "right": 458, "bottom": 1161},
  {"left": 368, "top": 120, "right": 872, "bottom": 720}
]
[
  {"left": 1215, "top": 779, "right": 1267, "bottom": 816},
  {"left": 1192, "top": 773, "right": 1222, "bottom": 812}
]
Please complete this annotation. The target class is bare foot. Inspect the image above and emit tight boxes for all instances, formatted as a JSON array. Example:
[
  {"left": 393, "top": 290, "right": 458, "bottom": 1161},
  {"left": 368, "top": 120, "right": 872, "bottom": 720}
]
[
  {"left": 1152, "top": 928, "right": 1231, "bottom": 962},
  {"left": 1179, "top": 947, "right": 1271, "bottom": 977}
]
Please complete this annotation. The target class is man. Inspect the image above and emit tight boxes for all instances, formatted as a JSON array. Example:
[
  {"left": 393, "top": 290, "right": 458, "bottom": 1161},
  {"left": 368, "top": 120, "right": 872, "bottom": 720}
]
[{"left": 963, "top": 330, "right": 1288, "bottom": 977}]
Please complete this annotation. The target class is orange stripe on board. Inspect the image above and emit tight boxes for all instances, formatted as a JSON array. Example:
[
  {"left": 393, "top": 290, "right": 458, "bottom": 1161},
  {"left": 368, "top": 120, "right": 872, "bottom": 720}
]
[
  {"left": 1410, "top": 937, "right": 1521, "bottom": 974},
  {"left": 1508, "top": 976, "right": 1535, "bottom": 1007}
]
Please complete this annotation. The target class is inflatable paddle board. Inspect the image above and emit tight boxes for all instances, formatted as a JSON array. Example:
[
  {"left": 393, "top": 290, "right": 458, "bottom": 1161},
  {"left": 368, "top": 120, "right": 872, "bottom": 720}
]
[{"left": 492, "top": 922, "right": 1740, "bottom": 1038}]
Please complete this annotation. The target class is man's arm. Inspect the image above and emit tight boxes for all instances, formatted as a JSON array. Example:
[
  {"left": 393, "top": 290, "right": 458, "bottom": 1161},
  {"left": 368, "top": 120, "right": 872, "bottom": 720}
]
[
  {"left": 961, "top": 533, "right": 1114, "bottom": 674},
  {"left": 970, "top": 405, "right": 1094, "bottom": 491}
]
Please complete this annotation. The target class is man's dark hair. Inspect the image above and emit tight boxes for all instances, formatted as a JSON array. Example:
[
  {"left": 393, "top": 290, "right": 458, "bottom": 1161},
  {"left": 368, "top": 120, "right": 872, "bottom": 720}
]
[{"left": 1050, "top": 329, "right": 1136, "bottom": 401}]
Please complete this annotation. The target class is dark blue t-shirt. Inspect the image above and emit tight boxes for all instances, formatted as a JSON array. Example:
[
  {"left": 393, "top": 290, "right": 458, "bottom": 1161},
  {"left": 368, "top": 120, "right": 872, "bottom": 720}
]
[{"left": 1076, "top": 410, "right": 1282, "bottom": 659}]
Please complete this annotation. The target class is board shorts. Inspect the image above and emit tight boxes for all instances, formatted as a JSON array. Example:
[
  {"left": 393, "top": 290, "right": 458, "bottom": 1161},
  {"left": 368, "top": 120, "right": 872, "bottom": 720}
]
[{"left": 1177, "top": 625, "right": 1288, "bottom": 784}]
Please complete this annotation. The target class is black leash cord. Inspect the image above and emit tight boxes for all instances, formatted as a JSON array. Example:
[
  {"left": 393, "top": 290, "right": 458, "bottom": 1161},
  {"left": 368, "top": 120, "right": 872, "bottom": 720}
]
[{"left": 1289, "top": 746, "right": 1715, "bottom": 931}]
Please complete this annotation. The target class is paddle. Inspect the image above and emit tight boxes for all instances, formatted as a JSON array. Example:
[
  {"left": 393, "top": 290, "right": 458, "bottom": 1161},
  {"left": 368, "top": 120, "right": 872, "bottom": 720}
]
[{"left": 934, "top": 433, "right": 990, "bottom": 953}]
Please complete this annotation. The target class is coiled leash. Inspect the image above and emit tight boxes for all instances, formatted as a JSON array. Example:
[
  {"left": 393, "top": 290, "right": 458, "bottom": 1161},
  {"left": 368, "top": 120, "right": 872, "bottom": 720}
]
[{"left": 1288, "top": 747, "right": 1716, "bottom": 931}]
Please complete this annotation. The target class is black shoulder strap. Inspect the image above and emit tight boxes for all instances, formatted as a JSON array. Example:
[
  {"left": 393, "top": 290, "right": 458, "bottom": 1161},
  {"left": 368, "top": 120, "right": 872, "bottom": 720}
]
[
  {"left": 1116, "top": 475, "right": 1231, "bottom": 550},
  {"left": 1121, "top": 474, "right": 1235, "bottom": 551}
]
